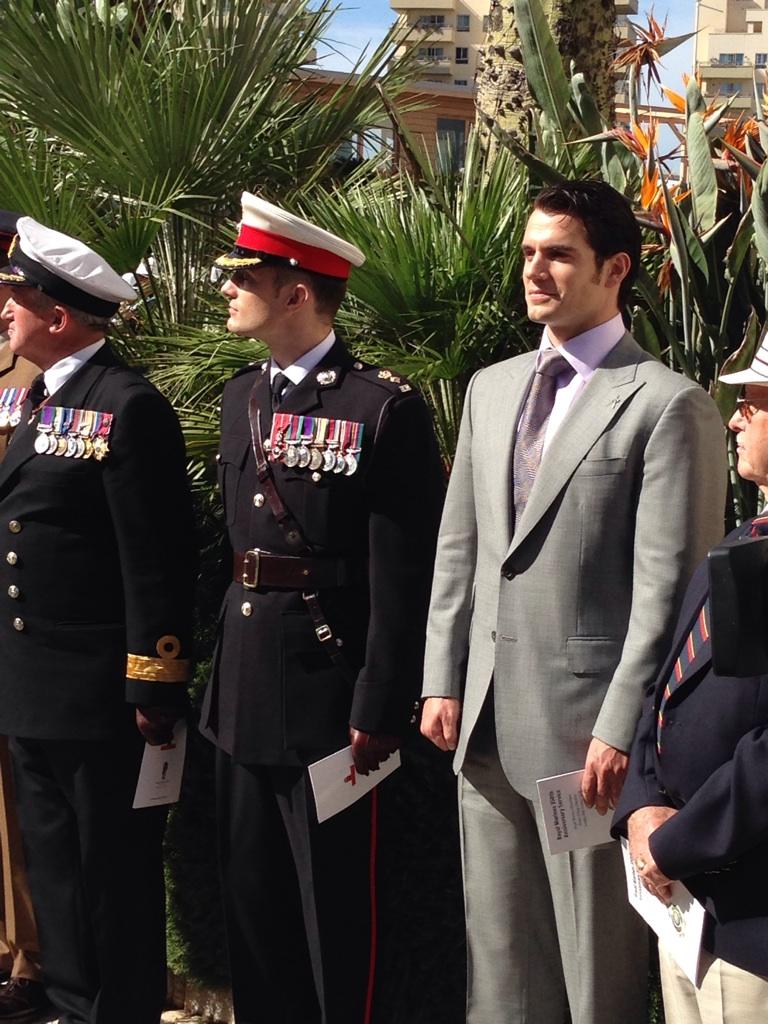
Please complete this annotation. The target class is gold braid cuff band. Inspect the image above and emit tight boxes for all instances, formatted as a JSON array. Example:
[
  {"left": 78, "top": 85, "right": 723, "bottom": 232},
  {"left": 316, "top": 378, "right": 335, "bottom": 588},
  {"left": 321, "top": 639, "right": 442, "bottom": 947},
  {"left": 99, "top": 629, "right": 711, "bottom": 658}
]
[{"left": 126, "top": 635, "right": 190, "bottom": 683}]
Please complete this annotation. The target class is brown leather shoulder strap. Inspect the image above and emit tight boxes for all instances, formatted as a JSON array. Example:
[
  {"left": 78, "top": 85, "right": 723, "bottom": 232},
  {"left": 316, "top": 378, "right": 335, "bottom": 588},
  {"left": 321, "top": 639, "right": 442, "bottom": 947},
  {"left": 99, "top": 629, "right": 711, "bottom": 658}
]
[{"left": 248, "top": 385, "right": 311, "bottom": 555}]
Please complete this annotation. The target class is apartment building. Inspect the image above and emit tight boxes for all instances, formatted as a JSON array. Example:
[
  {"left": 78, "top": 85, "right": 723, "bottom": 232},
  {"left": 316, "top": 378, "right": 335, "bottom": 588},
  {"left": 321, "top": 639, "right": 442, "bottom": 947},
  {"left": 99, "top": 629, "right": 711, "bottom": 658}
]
[
  {"left": 390, "top": 0, "right": 639, "bottom": 91},
  {"left": 696, "top": 0, "right": 768, "bottom": 112}
]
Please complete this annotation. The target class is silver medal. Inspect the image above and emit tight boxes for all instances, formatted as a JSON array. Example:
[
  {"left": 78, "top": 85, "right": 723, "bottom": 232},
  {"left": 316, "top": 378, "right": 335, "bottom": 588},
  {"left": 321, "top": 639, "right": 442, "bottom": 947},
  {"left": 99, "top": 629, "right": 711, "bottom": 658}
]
[{"left": 34, "top": 433, "right": 50, "bottom": 455}]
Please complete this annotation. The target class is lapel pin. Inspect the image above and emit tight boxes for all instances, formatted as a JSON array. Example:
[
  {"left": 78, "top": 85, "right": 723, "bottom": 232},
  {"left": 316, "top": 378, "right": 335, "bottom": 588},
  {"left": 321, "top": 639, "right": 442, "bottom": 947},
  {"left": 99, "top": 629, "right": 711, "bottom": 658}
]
[
  {"left": 316, "top": 369, "right": 337, "bottom": 386},
  {"left": 610, "top": 396, "right": 622, "bottom": 410}
]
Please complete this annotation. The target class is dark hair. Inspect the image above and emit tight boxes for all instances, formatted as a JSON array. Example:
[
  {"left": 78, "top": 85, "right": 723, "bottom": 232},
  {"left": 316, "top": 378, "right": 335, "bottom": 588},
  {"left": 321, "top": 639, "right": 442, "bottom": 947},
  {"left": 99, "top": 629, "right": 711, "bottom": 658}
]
[
  {"left": 533, "top": 180, "right": 641, "bottom": 308},
  {"left": 272, "top": 265, "right": 348, "bottom": 319}
]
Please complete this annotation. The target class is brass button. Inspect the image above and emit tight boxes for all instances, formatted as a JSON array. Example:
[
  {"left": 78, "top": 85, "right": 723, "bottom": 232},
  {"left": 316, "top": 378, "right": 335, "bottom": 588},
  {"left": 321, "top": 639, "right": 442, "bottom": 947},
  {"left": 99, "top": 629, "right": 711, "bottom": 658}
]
[
  {"left": 5, "top": 552, "right": 17, "bottom": 566},
  {"left": 7, "top": 586, "right": 19, "bottom": 599},
  {"left": 8, "top": 521, "right": 21, "bottom": 535},
  {"left": 253, "top": 493, "right": 265, "bottom": 508},
  {"left": 12, "top": 617, "right": 24, "bottom": 632},
  {"left": 491, "top": 631, "right": 496, "bottom": 642},
  {"left": 241, "top": 602, "right": 253, "bottom": 617},
  {"left": 215, "top": 453, "right": 221, "bottom": 463}
]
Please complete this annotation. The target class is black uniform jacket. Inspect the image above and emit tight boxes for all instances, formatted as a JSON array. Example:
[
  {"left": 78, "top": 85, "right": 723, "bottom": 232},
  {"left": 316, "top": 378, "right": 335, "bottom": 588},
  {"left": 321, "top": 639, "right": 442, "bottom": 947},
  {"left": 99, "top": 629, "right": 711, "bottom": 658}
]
[
  {"left": 613, "top": 521, "right": 768, "bottom": 975},
  {"left": 0, "top": 342, "right": 196, "bottom": 741},
  {"left": 200, "top": 338, "right": 445, "bottom": 766}
]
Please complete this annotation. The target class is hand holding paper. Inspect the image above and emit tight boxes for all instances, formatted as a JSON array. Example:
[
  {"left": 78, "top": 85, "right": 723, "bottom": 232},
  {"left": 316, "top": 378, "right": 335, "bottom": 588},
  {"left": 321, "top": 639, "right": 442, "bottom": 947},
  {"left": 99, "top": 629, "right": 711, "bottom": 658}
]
[
  {"left": 309, "top": 745, "right": 400, "bottom": 823},
  {"left": 133, "top": 720, "right": 187, "bottom": 809},
  {"left": 536, "top": 770, "right": 614, "bottom": 854},
  {"left": 627, "top": 805, "right": 678, "bottom": 902}
]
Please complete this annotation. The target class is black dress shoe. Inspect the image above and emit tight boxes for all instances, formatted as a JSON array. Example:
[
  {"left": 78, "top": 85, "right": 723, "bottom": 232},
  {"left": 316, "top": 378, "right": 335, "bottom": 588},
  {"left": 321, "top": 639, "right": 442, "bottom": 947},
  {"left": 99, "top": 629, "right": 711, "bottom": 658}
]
[{"left": 0, "top": 978, "right": 52, "bottom": 1021}]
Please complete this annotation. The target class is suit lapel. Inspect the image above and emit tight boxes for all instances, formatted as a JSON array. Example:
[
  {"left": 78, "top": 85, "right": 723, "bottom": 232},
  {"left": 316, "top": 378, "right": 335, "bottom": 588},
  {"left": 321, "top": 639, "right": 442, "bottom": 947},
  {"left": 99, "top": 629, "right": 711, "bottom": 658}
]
[
  {"left": 0, "top": 344, "right": 118, "bottom": 490},
  {"left": 490, "top": 352, "right": 537, "bottom": 549},
  {"left": 505, "top": 333, "right": 646, "bottom": 559}
]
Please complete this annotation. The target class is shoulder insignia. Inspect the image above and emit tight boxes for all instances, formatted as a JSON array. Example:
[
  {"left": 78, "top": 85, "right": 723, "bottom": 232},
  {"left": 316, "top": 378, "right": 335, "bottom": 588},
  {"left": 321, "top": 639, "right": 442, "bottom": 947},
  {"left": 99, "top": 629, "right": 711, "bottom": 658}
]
[
  {"left": 230, "top": 361, "right": 268, "bottom": 382},
  {"left": 351, "top": 362, "right": 416, "bottom": 396}
]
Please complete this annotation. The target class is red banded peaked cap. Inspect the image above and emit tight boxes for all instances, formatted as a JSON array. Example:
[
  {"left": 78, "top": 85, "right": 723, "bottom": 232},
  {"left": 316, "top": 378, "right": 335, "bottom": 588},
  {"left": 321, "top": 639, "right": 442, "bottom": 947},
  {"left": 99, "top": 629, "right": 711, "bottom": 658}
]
[
  {"left": 719, "top": 336, "right": 768, "bottom": 386},
  {"left": 215, "top": 192, "right": 365, "bottom": 280}
]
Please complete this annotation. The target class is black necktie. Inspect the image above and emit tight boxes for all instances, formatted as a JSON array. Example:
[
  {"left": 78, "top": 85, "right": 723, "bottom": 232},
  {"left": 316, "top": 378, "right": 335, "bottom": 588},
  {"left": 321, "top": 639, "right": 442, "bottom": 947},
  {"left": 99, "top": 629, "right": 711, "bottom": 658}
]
[
  {"left": 28, "top": 375, "right": 48, "bottom": 411},
  {"left": 271, "top": 372, "right": 293, "bottom": 412}
]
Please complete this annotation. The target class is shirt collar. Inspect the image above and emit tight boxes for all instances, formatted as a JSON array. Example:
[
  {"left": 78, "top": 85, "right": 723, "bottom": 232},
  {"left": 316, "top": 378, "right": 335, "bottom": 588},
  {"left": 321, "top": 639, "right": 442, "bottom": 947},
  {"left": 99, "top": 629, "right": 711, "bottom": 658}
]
[
  {"left": 270, "top": 330, "right": 336, "bottom": 386},
  {"left": 539, "top": 313, "right": 625, "bottom": 380},
  {"left": 44, "top": 338, "right": 106, "bottom": 397}
]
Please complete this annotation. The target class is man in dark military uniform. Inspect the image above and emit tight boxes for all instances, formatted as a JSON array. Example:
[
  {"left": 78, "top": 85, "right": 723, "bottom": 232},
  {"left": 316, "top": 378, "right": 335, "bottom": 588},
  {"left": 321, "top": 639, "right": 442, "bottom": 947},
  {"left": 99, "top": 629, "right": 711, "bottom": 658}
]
[
  {"left": 0, "top": 211, "right": 49, "bottom": 1023},
  {"left": 0, "top": 217, "right": 196, "bottom": 1024},
  {"left": 200, "top": 193, "right": 444, "bottom": 1024}
]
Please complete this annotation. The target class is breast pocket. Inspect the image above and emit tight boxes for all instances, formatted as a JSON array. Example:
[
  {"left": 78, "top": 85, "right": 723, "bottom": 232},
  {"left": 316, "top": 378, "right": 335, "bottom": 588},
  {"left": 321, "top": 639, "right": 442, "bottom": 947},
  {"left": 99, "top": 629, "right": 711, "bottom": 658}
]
[
  {"left": 575, "top": 457, "right": 627, "bottom": 477},
  {"left": 218, "top": 436, "right": 250, "bottom": 526}
]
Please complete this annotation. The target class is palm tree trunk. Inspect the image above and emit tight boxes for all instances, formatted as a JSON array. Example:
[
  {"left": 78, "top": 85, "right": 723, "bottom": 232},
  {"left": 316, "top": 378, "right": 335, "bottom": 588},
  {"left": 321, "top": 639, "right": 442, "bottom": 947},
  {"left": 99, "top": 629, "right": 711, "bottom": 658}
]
[{"left": 476, "top": 0, "right": 616, "bottom": 150}]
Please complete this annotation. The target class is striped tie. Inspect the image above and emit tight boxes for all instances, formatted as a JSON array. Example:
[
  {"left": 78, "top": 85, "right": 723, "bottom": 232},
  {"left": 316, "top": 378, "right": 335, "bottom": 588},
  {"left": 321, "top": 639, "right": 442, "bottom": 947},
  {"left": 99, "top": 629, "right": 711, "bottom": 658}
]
[
  {"left": 656, "top": 513, "right": 768, "bottom": 753},
  {"left": 656, "top": 601, "right": 710, "bottom": 753}
]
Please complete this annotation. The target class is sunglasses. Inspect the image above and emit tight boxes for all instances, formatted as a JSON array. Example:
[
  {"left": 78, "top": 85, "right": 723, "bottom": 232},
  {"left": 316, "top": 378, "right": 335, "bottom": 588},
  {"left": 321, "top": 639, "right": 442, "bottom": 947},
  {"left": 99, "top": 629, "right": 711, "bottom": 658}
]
[{"left": 735, "top": 393, "right": 768, "bottom": 421}]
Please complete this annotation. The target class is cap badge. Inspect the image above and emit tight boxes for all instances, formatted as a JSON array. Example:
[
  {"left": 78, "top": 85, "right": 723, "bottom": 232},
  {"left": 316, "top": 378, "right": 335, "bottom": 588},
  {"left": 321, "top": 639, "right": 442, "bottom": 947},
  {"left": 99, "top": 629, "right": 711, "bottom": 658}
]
[{"left": 316, "top": 369, "right": 337, "bottom": 386}]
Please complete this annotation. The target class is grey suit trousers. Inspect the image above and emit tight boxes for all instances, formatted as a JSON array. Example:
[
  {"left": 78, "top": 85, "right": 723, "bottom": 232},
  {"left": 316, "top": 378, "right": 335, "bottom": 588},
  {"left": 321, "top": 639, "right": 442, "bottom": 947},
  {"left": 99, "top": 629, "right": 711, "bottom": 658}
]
[{"left": 460, "top": 695, "right": 649, "bottom": 1024}]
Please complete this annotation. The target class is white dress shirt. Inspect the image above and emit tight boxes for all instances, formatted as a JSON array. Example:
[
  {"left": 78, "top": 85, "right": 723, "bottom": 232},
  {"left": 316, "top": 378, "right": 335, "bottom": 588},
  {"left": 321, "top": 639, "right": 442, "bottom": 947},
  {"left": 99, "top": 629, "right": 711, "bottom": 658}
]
[
  {"left": 269, "top": 330, "right": 336, "bottom": 387},
  {"left": 43, "top": 338, "right": 106, "bottom": 397}
]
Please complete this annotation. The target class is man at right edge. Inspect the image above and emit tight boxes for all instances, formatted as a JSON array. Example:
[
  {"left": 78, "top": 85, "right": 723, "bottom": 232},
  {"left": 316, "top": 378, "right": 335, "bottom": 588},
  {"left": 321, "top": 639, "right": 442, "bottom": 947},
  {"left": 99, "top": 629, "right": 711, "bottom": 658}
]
[{"left": 420, "top": 180, "right": 726, "bottom": 1024}]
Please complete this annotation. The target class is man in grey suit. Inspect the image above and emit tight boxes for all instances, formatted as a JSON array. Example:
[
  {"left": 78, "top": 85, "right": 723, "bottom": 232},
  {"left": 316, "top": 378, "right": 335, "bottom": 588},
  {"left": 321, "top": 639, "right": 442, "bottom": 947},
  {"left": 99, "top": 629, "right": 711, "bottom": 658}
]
[{"left": 421, "top": 180, "right": 726, "bottom": 1024}]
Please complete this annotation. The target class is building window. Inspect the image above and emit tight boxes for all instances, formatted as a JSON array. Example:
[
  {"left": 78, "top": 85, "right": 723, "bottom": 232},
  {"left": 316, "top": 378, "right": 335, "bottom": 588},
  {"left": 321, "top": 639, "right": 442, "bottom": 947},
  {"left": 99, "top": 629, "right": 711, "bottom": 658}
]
[
  {"left": 757, "top": 53, "right": 768, "bottom": 66},
  {"left": 718, "top": 53, "right": 745, "bottom": 65},
  {"left": 416, "top": 14, "right": 445, "bottom": 28},
  {"left": 419, "top": 47, "right": 445, "bottom": 61},
  {"left": 721, "top": 82, "right": 742, "bottom": 95},
  {"left": 436, "top": 117, "right": 466, "bottom": 171},
  {"left": 455, "top": 47, "right": 469, "bottom": 64},
  {"left": 482, "top": 15, "right": 490, "bottom": 32},
  {"left": 454, "top": 79, "right": 468, "bottom": 86},
  {"left": 457, "top": 14, "right": 470, "bottom": 31},
  {"left": 750, "top": 21, "right": 763, "bottom": 33}
]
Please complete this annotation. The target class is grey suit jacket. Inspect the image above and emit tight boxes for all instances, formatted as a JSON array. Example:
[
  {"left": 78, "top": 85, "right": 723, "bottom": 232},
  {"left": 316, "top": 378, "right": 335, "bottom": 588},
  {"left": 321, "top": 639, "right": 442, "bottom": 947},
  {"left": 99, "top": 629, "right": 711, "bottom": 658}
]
[{"left": 422, "top": 332, "right": 727, "bottom": 798}]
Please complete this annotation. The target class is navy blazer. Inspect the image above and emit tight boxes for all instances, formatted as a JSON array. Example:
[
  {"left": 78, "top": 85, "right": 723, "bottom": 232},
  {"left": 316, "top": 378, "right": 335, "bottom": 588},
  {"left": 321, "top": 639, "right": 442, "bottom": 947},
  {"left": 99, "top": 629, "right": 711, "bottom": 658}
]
[{"left": 613, "top": 521, "right": 768, "bottom": 975}]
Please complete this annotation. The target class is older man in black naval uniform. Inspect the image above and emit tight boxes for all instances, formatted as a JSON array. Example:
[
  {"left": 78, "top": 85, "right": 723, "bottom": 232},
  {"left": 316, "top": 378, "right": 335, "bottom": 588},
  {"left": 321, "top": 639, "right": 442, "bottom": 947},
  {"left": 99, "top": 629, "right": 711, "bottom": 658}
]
[
  {"left": 0, "top": 218, "right": 196, "bottom": 1024},
  {"left": 200, "top": 193, "right": 445, "bottom": 1024}
]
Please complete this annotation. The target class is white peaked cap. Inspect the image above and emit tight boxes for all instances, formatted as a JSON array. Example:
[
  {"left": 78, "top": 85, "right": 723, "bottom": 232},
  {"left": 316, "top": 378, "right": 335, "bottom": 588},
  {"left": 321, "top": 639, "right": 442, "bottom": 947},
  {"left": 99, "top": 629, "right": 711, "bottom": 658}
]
[
  {"left": 215, "top": 192, "right": 365, "bottom": 279},
  {"left": 0, "top": 217, "right": 136, "bottom": 315},
  {"left": 720, "top": 337, "right": 768, "bottom": 386}
]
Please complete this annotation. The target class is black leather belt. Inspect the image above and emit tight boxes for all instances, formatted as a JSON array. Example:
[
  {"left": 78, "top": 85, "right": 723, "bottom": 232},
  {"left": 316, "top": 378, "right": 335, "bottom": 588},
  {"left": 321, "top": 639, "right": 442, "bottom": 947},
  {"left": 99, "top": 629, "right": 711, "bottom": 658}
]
[{"left": 233, "top": 549, "right": 359, "bottom": 590}]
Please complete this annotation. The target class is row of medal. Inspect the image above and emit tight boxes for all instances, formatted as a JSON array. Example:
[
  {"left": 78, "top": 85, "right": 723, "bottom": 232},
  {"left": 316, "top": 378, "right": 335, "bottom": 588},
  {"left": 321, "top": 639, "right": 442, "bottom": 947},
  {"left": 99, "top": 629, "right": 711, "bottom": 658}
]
[
  {"left": 34, "top": 406, "right": 114, "bottom": 461},
  {"left": 0, "top": 387, "right": 29, "bottom": 434},
  {"left": 267, "top": 413, "right": 364, "bottom": 476}
]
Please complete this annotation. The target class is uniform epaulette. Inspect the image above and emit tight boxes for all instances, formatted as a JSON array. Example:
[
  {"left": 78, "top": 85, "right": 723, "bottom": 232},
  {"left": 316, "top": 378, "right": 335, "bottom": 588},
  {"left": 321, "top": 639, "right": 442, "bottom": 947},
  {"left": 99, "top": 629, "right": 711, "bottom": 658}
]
[
  {"left": 231, "top": 359, "right": 268, "bottom": 382},
  {"left": 349, "top": 360, "right": 414, "bottom": 395}
]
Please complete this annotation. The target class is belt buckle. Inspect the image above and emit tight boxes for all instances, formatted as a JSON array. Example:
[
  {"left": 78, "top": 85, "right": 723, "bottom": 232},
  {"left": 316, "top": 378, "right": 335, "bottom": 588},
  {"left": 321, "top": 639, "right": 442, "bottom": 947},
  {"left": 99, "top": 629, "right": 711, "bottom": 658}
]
[
  {"left": 242, "top": 549, "right": 260, "bottom": 589},
  {"left": 315, "top": 624, "right": 333, "bottom": 642}
]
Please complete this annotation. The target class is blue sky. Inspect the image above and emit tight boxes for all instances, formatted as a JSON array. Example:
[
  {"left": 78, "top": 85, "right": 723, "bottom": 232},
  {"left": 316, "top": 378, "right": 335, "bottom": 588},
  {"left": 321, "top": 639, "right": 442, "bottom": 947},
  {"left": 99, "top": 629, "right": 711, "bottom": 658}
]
[{"left": 316, "top": 2, "right": 699, "bottom": 94}]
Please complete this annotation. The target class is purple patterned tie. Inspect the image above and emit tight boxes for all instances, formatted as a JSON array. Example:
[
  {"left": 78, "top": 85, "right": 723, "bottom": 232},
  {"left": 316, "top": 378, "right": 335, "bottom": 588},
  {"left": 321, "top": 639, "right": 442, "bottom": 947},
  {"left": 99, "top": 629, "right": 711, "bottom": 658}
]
[{"left": 513, "top": 348, "right": 574, "bottom": 525}]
